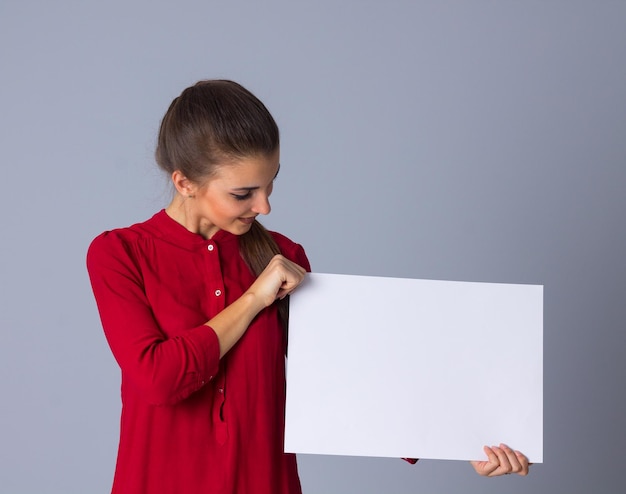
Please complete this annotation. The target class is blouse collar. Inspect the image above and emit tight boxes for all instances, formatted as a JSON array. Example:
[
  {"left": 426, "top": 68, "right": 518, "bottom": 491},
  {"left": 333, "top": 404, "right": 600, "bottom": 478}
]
[{"left": 149, "top": 209, "right": 236, "bottom": 250}]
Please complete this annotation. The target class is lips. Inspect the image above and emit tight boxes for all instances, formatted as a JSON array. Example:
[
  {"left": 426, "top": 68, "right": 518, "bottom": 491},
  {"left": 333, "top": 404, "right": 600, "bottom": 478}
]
[{"left": 239, "top": 216, "right": 257, "bottom": 225}]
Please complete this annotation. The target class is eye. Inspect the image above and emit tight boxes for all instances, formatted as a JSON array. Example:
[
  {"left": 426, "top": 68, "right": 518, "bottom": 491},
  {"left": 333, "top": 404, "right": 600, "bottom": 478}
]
[{"left": 231, "top": 191, "right": 252, "bottom": 201}]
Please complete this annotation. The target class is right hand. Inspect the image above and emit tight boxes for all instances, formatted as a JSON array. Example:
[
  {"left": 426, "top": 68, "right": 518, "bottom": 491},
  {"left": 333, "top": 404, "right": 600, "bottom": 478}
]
[{"left": 246, "top": 254, "right": 306, "bottom": 308}]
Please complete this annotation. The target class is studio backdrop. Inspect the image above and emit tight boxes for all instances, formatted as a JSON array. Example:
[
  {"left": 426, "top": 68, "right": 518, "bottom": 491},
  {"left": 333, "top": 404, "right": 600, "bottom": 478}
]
[{"left": 1, "top": 1, "right": 624, "bottom": 493}]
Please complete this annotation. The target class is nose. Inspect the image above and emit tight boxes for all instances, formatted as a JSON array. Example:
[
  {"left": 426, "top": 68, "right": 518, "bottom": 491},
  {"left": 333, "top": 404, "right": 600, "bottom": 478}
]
[{"left": 252, "top": 194, "right": 271, "bottom": 215}]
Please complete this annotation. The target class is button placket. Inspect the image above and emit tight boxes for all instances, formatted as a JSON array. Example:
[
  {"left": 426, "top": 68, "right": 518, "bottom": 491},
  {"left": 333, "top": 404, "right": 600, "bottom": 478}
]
[{"left": 204, "top": 241, "right": 225, "bottom": 311}]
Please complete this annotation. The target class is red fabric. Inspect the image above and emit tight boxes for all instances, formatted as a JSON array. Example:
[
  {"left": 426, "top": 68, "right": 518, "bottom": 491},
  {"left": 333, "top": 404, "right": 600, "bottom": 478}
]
[{"left": 87, "top": 210, "right": 311, "bottom": 494}]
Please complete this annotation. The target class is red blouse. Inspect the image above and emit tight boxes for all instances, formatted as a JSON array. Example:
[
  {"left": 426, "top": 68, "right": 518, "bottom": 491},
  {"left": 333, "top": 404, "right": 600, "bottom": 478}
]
[{"left": 87, "top": 210, "right": 311, "bottom": 494}]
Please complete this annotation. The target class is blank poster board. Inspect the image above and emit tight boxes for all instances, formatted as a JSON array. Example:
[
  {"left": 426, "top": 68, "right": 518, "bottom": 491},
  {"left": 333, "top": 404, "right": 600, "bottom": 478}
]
[{"left": 285, "top": 273, "right": 543, "bottom": 463}]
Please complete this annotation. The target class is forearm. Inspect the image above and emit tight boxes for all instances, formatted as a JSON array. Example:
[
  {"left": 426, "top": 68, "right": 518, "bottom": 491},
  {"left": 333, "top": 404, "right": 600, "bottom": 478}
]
[
  {"left": 207, "top": 254, "right": 306, "bottom": 356},
  {"left": 119, "top": 292, "right": 265, "bottom": 404},
  {"left": 206, "top": 292, "right": 266, "bottom": 358},
  {"left": 119, "top": 326, "right": 220, "bottom": 405}
]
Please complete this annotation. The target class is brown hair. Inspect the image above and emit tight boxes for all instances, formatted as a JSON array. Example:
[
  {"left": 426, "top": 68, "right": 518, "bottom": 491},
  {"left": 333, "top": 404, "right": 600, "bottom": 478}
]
[{"left": 155, "top": 80, "right": 289, "bottom": 330}]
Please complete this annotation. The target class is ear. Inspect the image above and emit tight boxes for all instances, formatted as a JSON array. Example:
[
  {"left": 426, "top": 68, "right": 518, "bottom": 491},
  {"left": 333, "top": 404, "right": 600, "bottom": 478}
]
[{"left": 171, "top": 170, "right": 197, "bottom": 198}]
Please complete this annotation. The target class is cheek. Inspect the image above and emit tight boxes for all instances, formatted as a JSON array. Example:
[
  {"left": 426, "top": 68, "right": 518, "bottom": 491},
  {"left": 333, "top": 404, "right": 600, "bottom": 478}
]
[
  {"left": 201, "top": 190, "right": 249, "bottom": 221},
  {"left": 213, "top": 199, "right": 247, "bottom": 220}
]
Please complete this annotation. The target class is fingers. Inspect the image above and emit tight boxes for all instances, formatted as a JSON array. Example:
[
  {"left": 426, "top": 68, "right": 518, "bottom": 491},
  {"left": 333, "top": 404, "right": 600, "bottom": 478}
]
[
  {"left": 492, "top": 444, "right": 514, "bottom": 475},
  {"left": 250, "top": 255, "right": 306, "bottom": 307},
  {"left": 490, "top": 444, "right": 529, "bottom": 477},
  {"left": 470, "top": 446, "right": 499, "bottom": 476},
  {"left": 471, "top": 444, "right": 531, "bottom": 477},
  {"left": 514, "top": 449, "right": 530, "bottom": 476},
  {"left": 270, "top": 255, "right": 306, "bottom": 297}
]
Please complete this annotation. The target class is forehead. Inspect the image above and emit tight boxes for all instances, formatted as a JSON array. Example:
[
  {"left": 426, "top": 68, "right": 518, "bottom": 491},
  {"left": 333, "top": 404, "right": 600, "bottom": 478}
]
[{"left": 211, "top": 151, "right": 280, "bottom": 185}]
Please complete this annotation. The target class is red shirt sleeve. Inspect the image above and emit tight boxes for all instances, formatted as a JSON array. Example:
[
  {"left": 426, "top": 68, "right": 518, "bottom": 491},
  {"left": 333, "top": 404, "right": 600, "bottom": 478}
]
[
  {"left": 271, "top": 232, "right": 311, "bottom": 273},
  {"left": 87, "top": 231, "right": 221, "bottom": 406}
]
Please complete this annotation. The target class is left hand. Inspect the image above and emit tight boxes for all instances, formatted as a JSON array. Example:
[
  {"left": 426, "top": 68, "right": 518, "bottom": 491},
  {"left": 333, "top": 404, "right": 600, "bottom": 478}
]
[{"left": 470, "top": 444, "right": 530, "bottom": 477}]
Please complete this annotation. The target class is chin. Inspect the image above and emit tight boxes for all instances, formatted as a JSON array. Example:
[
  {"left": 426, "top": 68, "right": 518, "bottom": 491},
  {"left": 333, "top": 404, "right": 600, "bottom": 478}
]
[{"left": 228, "top": 223, "right": 254, "bottom": 236}]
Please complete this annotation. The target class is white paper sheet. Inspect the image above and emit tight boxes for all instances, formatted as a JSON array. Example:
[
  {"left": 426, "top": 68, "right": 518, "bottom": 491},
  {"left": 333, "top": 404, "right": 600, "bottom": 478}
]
[{"left": 285, "top": 273, "right": 543, "bottom": 462}]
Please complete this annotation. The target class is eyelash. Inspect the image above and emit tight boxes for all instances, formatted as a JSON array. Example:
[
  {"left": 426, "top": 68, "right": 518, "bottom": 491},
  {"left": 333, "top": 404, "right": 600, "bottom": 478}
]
[
  {"left": 232, "top": 192, "right": 252, "bottom": 201},
  {"left": 231, "top": 180, "right": 275, "bottom": 201}
]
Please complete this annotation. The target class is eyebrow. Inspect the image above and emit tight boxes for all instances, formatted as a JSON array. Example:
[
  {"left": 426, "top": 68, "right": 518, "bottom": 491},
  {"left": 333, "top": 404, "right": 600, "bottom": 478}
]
[{"left": 230, "top": 164, "right": 280, "bottom": 192}]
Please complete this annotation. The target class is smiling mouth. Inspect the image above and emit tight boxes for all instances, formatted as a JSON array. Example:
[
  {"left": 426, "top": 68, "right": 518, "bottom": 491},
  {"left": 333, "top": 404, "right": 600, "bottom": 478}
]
[{"left": 239, "top": 216, "right": 257, "bottom": 224}]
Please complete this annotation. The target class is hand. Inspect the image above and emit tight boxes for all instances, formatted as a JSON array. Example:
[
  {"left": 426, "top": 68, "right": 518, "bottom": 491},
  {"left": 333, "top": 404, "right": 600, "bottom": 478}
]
[
  {"left": 470, "top": 444, "right": 530, "bottom": 477},
  {"left": 246, "top": 254, "right": 306, "bottom": 308}
]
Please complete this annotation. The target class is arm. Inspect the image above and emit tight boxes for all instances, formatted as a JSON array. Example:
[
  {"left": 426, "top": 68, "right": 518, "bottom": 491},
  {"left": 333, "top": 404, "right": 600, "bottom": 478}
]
[
  {"left": 205, "top": 253, "right": 306, "bottom": 357},
  {"left": 87, "top": 232, "right": 305, "bottom": 406}
]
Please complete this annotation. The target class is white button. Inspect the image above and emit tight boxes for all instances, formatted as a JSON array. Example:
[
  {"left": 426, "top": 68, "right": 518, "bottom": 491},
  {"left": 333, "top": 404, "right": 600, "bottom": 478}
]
[
  {"left": 215, "top": 289, "right": 222, "bottom": 297},
  {"left": 207, "top": 244, "right": 214, "bottom": 251},
  {"left": 218, "top": 388, "right": 224, "bottom": 394}
]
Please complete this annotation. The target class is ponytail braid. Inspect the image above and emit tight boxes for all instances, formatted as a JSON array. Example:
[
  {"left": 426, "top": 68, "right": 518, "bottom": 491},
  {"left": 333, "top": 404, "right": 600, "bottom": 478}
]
[{"left": 239, "top": 220, "right": 290, "bottom": 334}]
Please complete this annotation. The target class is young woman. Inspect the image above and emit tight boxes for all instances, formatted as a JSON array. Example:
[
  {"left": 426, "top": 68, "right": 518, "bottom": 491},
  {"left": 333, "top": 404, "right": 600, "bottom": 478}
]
[{"left": 87, "top": 80, "right": 529, "bottom": 494}]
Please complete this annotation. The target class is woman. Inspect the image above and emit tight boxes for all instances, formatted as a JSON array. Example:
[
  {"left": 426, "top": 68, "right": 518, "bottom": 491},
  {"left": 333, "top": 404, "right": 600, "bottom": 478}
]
[{"left": 87, "top": 80, "right": 529, "bottom": 494}]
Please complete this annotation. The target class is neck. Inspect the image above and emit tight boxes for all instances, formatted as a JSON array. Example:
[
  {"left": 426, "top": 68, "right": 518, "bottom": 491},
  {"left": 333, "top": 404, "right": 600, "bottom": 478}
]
[{"left": 165, "top": 194, "right": 217, "bottom": 239}]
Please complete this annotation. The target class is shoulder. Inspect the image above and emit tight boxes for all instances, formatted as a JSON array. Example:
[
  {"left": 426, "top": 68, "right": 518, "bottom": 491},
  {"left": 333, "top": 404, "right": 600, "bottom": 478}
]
[
  {"left": 268, "top": 230, "right": 304, "bottom": 256},
  {"left": 87, "top": 227, "right": 138, "bottom": 261},
  {"left": 86, "top": 214, "right": 160, "bottom": 273},
  {"left": 269, "top": 231, "right": 311, "bottom": 272}
]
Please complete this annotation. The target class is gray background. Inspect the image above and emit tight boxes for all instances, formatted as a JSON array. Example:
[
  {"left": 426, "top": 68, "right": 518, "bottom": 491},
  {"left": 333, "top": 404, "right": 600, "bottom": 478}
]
[{"left": 1, "top": 1, "right": 624, "bottom": 493}]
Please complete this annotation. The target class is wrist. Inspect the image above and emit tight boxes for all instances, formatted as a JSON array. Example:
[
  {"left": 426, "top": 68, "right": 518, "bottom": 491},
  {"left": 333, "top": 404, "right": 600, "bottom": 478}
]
[{"left": 240, "top": 290, "right": 267, "bottom": 315}]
